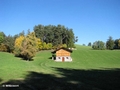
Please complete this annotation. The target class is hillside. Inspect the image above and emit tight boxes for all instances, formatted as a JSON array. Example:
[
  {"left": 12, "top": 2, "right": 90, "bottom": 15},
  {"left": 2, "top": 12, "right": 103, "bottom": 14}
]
[{"left": 0, "top": 45, "right": 120, "bottom": 90}]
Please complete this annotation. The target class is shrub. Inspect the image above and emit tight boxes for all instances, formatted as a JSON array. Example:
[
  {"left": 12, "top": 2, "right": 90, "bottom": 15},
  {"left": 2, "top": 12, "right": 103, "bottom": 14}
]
[{"left": 0, "top": 43, "right": 9, "bottom": 52}]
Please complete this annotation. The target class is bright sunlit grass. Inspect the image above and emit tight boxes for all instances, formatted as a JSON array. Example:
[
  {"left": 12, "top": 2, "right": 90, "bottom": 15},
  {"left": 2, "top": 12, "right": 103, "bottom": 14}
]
[{"left": 0, "top": 45, "right": 120, "bottom": 89}]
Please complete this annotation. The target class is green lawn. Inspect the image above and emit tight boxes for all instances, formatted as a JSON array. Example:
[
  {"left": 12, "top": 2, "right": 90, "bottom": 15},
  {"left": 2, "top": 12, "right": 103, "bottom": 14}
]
[{"left": 0, "top": 45, "right": 120, "bottom": 90}]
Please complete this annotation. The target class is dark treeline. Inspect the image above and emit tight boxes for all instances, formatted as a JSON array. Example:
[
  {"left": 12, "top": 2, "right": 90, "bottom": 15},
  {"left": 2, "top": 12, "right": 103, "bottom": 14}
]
[
  {"left": 0, "top": 32, "right": 17, "bottom": 52},
  {"left": 0, "top": 24, "right": 78, "bottom": 60},
  {"left": 92, "top": 36, "right": 120, "bottom": 50},
  {"left": 113, "top": 39, "right": 120, "bottom": 49},
  {"left": 0, "top": 24, "right": 78, "bottom": 53},
  {"left": 34, "top": 24, "right": 78, "bottom": 48}
]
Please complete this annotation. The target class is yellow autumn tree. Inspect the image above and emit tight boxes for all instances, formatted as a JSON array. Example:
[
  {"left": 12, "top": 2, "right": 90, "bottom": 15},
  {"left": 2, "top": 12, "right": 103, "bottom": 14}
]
[
  {"left": 46, "top": 43, "right": 52, "bottom": 50},
  {"left": 20, "top": 32, "right": 37, "bottom": 60},
  {"left": 42, "top": 42, "right": 47, "bottom": 50},
  {"left": 0, "top": 43, "right": 9, "bottom": 52},
  {"left": 14, "top": 32, "right": 38, "bottom": 60},
  {"left": 62, "top": 44, "right": 67, "bottom": 48},
  {"left": 57, "top": 44, "right": 67, "bottom": 49},
  {"left": 36, "top": 38, "right": 43, "bottom": 51},
  {"left": 14, "top": 35, "right": 25, "bottom": 56},
  {"left": 14, "top": 35, "right": 25, "bottom": 48}
]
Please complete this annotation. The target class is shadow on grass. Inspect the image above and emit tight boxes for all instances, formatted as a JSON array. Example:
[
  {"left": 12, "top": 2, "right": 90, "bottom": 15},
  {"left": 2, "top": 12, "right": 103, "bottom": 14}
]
[
  {"left": 0, "top": 79, "right": 2, "bottom": 83},
  {"left": 21, "top": 58, "right": 34, "bottom": 61},
  {"left": 0, "top": 68, "right": 120, "bottom": 90},
  {"left": 15, "top": 56, "right": 34, "bottom": 61},
  {"left": 48, "top": 57, "right": 52, "bottom": 59}
]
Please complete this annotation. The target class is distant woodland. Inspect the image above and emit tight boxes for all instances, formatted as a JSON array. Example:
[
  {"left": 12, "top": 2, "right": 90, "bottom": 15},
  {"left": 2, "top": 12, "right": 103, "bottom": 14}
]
[
  {"left": 0, "top": 24, "right": 78, "bottom": 60},
  {"left": 91, "top": 36, "right": 120, "bottom": 50},
  {"left": 0, "top": 24, "right": 120, "bottom": 60}
]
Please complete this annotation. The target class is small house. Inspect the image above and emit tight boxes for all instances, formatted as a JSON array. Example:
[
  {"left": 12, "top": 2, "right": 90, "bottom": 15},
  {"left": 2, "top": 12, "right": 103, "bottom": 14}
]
[{"left": 51, "top": 47, "right": 73, "bottom": 62}]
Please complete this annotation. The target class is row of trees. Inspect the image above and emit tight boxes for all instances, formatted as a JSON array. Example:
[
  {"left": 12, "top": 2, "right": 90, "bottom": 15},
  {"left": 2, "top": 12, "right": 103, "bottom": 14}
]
[
  {"left": 0, "top": 24, "right": 78, "bottom": 60},
  {"left": 92, "top": 36, "right": 120, "bottom": 50},
  {"left": 34, "top": 24, "right": 78, "bottom": 48}
]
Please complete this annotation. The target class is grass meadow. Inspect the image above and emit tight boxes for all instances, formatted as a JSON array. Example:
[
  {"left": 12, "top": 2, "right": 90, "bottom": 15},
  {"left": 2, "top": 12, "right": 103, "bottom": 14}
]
[{"left": 0, "top": 45, "right": 120, "bottom": 90}]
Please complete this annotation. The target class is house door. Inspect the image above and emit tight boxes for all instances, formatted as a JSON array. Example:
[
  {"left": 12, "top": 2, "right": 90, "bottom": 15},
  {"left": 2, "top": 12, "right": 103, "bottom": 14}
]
[{"left": 62, "top": 57, "right": 64, "bottom": 62}]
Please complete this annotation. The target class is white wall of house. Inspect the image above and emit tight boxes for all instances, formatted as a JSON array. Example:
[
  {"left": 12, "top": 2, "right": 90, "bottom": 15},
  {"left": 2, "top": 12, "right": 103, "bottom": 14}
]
[{"left": 55, "top": 56, "right": 72, "bottom": 62}]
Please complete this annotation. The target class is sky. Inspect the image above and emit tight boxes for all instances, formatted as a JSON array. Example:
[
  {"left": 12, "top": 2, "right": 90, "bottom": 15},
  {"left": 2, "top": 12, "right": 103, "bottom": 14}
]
[{"left": 0, "top": 0, "right": 120, "bottom": 45}]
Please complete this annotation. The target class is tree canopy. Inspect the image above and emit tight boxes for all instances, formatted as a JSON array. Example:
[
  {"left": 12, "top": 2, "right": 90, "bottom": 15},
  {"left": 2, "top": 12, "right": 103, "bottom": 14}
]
[
  {"left": 0, "top": 32, "right": 5, "bottom": 44},
  {"left": 34, "top": 24, "right": 77, "bottom": 48},
  {"left": 106, "top": 36, "right": 114, "bottom": 50},
  {"left": 92, "top": 41, "right": 105, "bottom": 50}
]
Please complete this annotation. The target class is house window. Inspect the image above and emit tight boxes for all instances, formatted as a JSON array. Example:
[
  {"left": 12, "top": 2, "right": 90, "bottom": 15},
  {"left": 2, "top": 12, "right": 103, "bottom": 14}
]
[
  {"left": 66, "top": 57, "right": 68, "bottom": 59},
  {"left": 59, "top": 57, "right": 61, "bottom": 59}
]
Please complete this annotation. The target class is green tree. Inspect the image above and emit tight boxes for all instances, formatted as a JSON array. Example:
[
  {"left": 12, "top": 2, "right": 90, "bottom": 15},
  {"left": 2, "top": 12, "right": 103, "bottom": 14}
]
[
  {"left": 66, "top": 29, "right": 75, "bottom": 48},
  {"left": 88, "top": 42, "right": 92, "bottom": 46},
  {"left": 106, "top": 36, "right": 114, "bottom": 50},
  {"left": 114, "top": 39, "right": 120, "bottom": 49},
  {"left": 27, "top": 29, "right": 31, "bottom": 35},
  {"left": 75, "top": 36, "right": 78, "bottom": 43},
  {"left": 3, "top": 35, "right": 15, "bottom": 52},
  {"left": 0, "top": 32, "right": 5, "bottom": 44},
  {"left": 14, "top": 34, "right": 19, "bottom": 40},
  {"left": 34, "top": 24, "right": 76, "bottom": 49},
  {"left": 83, "top": 44, "right": 86, "bottom": 46},
  {"left": 19, "top": 30, "right": 25, "bottom": 36},
  {"left": 92, "top": 41, "right": 105, "bottom": 50},
  {"left": 34, "top": 24, "right": 45, "bottom": 42},
  {"left": 118, "top": 39, "right": 120, "bottom": 48}
]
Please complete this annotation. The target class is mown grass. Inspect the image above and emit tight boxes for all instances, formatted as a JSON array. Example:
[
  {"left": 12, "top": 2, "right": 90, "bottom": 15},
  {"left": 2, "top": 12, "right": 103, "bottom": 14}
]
[{"left": 0, "top": 45, "right": 120, "bottom": 90}]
